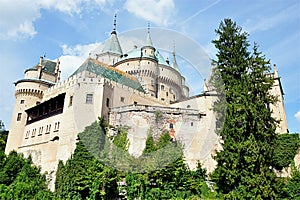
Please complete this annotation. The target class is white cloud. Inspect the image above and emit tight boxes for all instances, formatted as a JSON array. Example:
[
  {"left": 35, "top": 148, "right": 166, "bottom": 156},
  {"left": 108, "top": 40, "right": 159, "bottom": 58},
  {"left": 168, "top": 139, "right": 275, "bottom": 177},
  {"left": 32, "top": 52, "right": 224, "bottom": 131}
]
[
  {"left": 0, "top": 0, "right": 108, "bottom": 40},
  {"left": 59, "top": 42, "right": 102, "bottom": 79},
  {"left": 124, "top": 0, "right": 175, "bottom": 26},
  {"left": 295, "top": 111, "right": 300, "bottom": 123},
  {"left": 243, "top": 4, "right": 299, "bottom": 33}
]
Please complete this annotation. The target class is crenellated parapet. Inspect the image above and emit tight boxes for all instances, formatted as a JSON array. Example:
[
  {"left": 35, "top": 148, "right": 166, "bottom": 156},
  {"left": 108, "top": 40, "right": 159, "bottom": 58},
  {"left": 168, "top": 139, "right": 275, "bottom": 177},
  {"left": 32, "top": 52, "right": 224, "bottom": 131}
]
[{"left": 15, "top": 88, "right": 44, "bottom": 98}]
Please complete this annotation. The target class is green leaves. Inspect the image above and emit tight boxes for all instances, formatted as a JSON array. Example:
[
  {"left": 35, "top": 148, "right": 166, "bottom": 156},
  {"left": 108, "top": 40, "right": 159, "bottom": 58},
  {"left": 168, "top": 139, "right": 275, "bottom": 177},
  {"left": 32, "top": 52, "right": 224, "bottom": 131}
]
[
  {"left": 211, "top": 18, "right": 280, "bottom": 198},
  {"left": 0, "top": 151, "right": 53, "bottom": 199},
  {"left": 272, "top": 133, "right": 300, "bottom": 170}
]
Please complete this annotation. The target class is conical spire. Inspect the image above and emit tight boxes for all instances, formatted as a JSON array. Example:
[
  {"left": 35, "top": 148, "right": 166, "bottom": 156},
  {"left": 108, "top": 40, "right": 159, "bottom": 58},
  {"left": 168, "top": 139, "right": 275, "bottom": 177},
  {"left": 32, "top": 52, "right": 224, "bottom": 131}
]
[
  {"left": 172, "top": 42, "right": 180, "bottom": 72},
  {"left": 145, "top": 22, "right": 154, "bottom": 47},
  {"left": 101, "top": 14, "right": 123, "bottom": 55}
]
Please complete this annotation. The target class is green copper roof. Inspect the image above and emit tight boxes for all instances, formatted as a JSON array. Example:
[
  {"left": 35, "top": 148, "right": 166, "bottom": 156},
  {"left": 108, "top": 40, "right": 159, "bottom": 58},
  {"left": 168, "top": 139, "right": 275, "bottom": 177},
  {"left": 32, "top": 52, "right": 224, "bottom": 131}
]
[
  {"left": 120, "top": 48, "right": 180, "bottom": 72},
  {"left": 155, "top": 51, "right": 169, "bottom": 66},
  {"left": 101, "top": 32, "right": 123, "bottom": 55},
  {"left": 72, "top": 59, "right": 145, "bottom": 92},
  {"left": 27, "top": 59, "right": 56, "bottom": 74}
]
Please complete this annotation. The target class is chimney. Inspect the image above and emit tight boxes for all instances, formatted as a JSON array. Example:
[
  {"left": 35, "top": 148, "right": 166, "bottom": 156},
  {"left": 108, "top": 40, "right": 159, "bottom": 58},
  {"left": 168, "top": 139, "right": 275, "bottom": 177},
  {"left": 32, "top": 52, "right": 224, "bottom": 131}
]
[{"left": 37, "top": 56, "right": 43, "bottom": 79}]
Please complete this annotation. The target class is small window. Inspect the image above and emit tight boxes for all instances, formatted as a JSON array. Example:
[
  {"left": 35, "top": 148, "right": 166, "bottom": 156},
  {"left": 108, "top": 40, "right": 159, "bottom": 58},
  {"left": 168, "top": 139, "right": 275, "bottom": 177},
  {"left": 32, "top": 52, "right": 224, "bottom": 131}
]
[
  {"left": 25, "top": 130, "right": 30, "bottom": 139},
  {"left": 187, "top": 105, "right": 191, "bottom": 108},
  {"left": 20, "top": 100, "right": 25, "bottom": 104},
  {"left": 173, "top": 94, "right": 176, "bottom": 99},
  {"left": 166, "top": 92, "right": 168, "bottom": 97},
  {"left": 133, "top": 101, "right": 137, "bottom": 106},
  {"left": 151, "top": 80, "right": 154, "bottom": 86},
  {"left": 17, "top": 113, "right": 22, "bottom": 121},
  {"left": 148, "top": 62, "right": 150, "bottom": 64},
  {"left": 46, "top": 124, "right": 51, "bottom": 134},
  {"left": 161, "top": 98, "right": 165, "bottom": 101},
  {"left": 106, "top": 98, "right": 110, "bottom": 107},
  {"left": 120, "top": 97, "right": 125, "bottom": 103},
  {"left": 86, "top": 94, "right": 93, "bottom": 104},
  {"left": 38, "top": 127, "right": 43, "bottom": 136},
  {"left": 191, "top": 122, "right": 194, "bottom": 126},
  {"left": 54, "top": 122, "right": 60, "bottom": 132},
  {"left": 69, "top": 96, "right": 73, "bottom": 106},
  {"left": 32, "top": 129, "right": 36, "bottom": 137},
  {"left": 169, "top": 123, "right": 173, "bottom": 129},
  {"left": 161, "top": 85, "right": 165, "bottom": 91}
]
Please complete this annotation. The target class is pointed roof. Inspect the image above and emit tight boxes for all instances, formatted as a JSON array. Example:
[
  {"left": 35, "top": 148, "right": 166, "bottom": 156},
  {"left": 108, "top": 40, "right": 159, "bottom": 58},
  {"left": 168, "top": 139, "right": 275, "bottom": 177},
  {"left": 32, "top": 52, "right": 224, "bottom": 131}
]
[
  {"left": 101, "top": 14, "right": 123, "bottom": 55},
  {"left": 26, "top": 58, "right": 57, "bottom": 75},
  {"left": 143, "top": 23, "right": 154, "bottom": 48},
  {"left": 172, "top": 50, "right": 181, "bottom": 72}
]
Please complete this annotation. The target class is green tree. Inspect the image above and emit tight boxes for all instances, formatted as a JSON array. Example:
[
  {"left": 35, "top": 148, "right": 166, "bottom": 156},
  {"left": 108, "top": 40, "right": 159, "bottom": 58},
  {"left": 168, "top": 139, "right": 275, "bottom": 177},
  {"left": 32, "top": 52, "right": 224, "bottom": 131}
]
[
  {"left": 272, "top": 133, "right": 300, "bottom": 170},
  {"left": 210, "top": 18, "right": 279, "bottom": 199},
  {"left": 0, "top": 151, "right": 53, "bottom": 199},
  {"left": 285, "top": 163, "right": 300, "bottom": 198},
  {"left": 55, "top": 122, "right": 118, "bottom": 200}
]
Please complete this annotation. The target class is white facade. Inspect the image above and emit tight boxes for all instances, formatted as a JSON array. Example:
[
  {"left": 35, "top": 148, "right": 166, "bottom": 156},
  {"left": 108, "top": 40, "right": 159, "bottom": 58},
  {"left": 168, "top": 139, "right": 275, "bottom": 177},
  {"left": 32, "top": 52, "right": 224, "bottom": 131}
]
[{"left": 5, "top": 23, "right": 289, "bottom": 190}]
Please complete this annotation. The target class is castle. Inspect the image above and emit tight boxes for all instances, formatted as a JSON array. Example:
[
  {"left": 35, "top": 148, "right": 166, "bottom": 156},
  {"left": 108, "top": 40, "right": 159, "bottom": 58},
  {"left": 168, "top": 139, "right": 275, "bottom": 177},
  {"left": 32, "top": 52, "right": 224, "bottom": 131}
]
[{"left": 5, "top": 17, "right": 289, "bottom": 190}]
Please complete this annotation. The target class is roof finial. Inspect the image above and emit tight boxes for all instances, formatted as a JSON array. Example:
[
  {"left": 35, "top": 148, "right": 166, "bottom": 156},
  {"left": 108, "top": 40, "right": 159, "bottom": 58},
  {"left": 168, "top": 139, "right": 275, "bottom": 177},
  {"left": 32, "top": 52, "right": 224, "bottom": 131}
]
[
  {"left": 173, "top": 40, "right": 176, "bottom": 55},
  {"left": 172, "top": 41, "right": 180, "bottom": 72},
  {"left": 147, "top": 22, "right": 150, "bottom": 33},
  {"left": 113, "top": 13, "right": 117, "bottom": 31}
]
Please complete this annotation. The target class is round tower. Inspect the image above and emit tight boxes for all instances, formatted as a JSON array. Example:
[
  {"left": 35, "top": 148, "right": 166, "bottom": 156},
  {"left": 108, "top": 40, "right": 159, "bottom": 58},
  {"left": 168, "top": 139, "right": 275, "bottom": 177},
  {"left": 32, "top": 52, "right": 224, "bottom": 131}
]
[{"left": 5, "top": 57, "right": 58, "bottom": 154}]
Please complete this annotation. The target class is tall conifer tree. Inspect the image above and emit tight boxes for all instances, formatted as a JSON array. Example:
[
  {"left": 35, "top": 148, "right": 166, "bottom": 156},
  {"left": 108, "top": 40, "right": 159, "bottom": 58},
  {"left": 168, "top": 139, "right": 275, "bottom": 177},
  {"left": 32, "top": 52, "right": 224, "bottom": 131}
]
[{"left": 210, "top": 19, "right": 279, "bottom": 199}]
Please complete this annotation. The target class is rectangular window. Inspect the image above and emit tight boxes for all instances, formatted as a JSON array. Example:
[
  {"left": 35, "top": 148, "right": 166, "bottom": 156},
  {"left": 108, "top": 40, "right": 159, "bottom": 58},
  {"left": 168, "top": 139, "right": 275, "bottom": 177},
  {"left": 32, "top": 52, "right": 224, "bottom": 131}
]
[
  {"left": 106, "top": 98, "right": 110, "bottom": 107},
  {"left": 69, "top": 96, "right": 73, "bottom": 106},
  {"left": 120, "top": 97, "right": 125, "bottom": 103},
  {"left": 32, "top": 128, "right": 36, "bottom": 137},
  {"left": 46, "top": 124, "right": 51, "bottom": 134},
  {"left": 151, "top": 80, "right": 154, "bottom": 86},
  {"left": 166, "top": 92, "right": 168, "bottom": 97},
  {"left": 17, "top": 113, "right": 22, "bottom": 121},
  {"left": 20, "top": 100, "right": 25, "bottom": 104},
  {"left": 161, "top": 85, "right": 165, "bottom": 91},
  {"left": 86, "top": 94, "right": 93, "bottom": 104},
  {"left": 38, "top": 127, "right": 43, "bottom": 136},
  {"left": 25, "top": 130, "right": 30, "bottom": 139},
  {"left": 54, "top": 122, "right": 60, "bottom": 132}
]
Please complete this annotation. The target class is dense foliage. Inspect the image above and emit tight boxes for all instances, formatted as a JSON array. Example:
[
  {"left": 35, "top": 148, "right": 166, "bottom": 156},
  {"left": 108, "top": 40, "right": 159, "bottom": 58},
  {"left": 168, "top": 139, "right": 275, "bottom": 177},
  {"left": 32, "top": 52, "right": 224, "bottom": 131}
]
[
  {"left": 0, "top": 151, "right": 54, "bottom": 199},
  {"left": 125, "top": 132, "right": 216, "bottom": 199},
  {"left": 272, "top": 133, "right": 300, "bottom": 170},
  {"left": 1, "top": 18, "right": 300, "bottom": 199},
  {"left": 55, "top": 140, "right": 118, "bottom": 199},
  {"left": 210, "top": 18, "right": 281, "bottom": 198}
]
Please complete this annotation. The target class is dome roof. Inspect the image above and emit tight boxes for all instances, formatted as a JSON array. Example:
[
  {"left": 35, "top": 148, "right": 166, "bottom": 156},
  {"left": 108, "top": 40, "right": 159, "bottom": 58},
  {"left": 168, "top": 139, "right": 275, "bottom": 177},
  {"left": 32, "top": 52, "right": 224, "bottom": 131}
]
[{"left": 119, "top": 47, "right": 180, "bottom": 72}]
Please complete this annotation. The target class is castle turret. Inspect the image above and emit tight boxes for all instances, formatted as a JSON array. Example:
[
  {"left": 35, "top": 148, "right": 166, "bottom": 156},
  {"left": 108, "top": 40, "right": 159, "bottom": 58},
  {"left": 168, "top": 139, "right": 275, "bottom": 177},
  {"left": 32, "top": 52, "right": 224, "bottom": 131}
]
[
  {"left": 269, "top": 64, "right": 289, "bottom": 133},
  {"left": 96, "top": 14, "right": 123, "bottom": 65},
  {"left": 5, "top": 57, "right": 58, "bottom": 154},
  {"left": 141, "top": 23, "right": 156, "bottom": 58}
]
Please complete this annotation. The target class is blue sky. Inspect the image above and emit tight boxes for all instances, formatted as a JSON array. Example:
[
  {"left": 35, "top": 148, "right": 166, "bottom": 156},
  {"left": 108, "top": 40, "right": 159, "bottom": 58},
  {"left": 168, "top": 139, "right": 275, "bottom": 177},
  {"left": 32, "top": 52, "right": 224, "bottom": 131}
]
[{"left": 0, "top": 0, "right": 299, "bottom": 133}]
